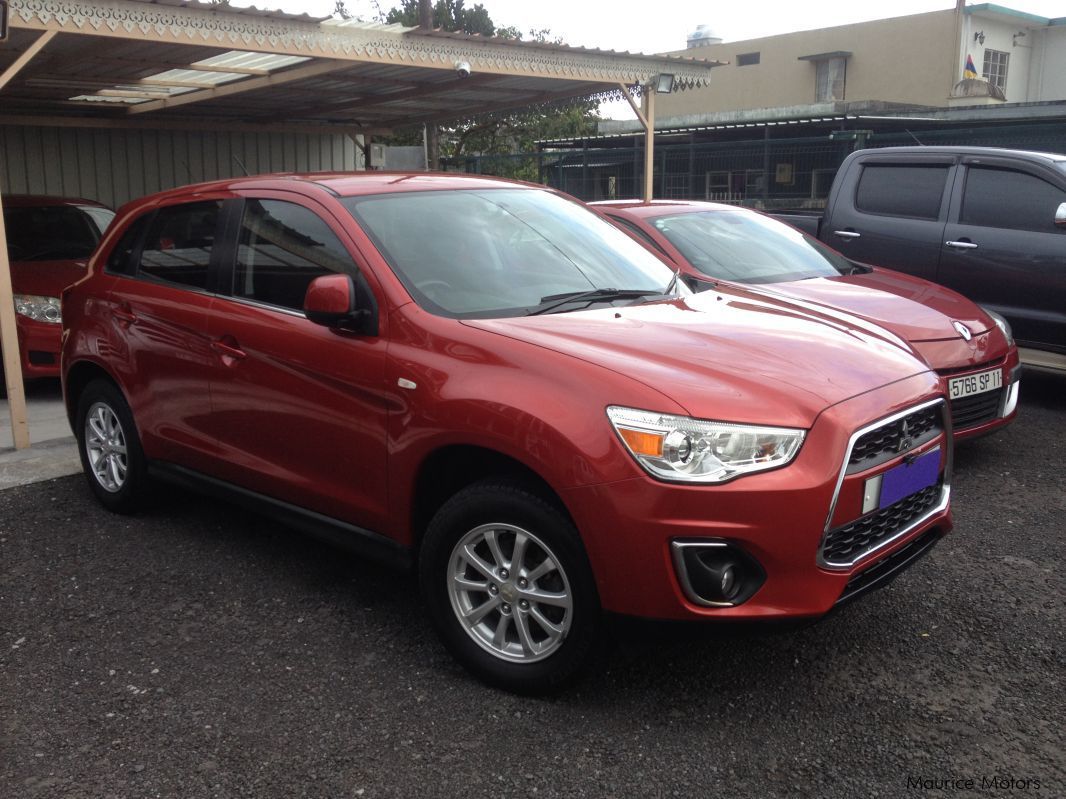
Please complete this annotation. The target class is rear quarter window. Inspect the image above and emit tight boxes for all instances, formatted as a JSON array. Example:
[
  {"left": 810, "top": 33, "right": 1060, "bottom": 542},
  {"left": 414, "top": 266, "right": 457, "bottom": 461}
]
[{"left": 854, "top": 164, "right": 949, "bottom": 220}]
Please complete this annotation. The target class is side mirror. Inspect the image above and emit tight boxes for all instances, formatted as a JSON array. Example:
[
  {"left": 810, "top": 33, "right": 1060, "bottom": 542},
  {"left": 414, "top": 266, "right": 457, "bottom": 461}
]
[
  {"left": 303, "top": 273, "right": 378, "bottom": 335},
  {"left": 1056, "top": 202, "right": 1066, "bottom": 229}
]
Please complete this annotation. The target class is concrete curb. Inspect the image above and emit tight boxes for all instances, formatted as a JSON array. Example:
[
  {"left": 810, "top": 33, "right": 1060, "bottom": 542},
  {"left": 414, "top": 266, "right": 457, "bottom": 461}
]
[{"left": 0, "top": 436, "right": 82, "bottom": 491}]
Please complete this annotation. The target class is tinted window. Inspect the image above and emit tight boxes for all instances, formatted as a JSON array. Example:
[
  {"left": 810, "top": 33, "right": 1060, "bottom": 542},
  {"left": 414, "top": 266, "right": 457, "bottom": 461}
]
[
  {"left": 650, "top": 210, "right": 851, "bottom": 284},
  {"left": 138, "top": 201, "right": 221, "bottom": 290},
  {"left": 234, "top": 200, "right": 358, "bottom": 311},
  {"left": 736, "top": 52, "right": 760, "bottom": 66},
  {"left": 344, "top": 189, "right": 676, "bottom": 319},
  {"left": 961, "top": 167, "right": 1066, "bottom": 233},
  {"left": 3, "top": 205, "right": 105, "bottom": 261},
  {"left": 106, "top": 213, "right": 152, "bottom": 275},
  {"left": 855, "top": 165, "right": 949, "bottom": 220}
]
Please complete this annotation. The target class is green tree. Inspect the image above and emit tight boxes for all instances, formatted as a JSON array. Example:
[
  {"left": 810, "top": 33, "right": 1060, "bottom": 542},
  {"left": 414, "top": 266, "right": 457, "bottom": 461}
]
[{"left": 384, "top": 0, "right": 495, "bottom": 36}]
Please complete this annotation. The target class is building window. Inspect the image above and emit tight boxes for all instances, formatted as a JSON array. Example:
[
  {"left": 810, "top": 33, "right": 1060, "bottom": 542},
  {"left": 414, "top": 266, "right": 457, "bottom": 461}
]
[
  {"left": 982, "top": 49, "right": 1009, "bottom": 92},
  {"left": 815, "top": 57, "right": 847, "bottom": 102},
  {"left": 736, "top": 52, "right": 760, "bottom": 66}
]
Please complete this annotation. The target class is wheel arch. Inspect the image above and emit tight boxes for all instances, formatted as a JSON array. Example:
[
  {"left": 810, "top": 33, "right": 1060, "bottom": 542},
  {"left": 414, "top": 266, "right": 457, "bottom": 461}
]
[
  {"left": 409, "top": 444, "right": 573, "bottom": 552},
  {"left": 65, "top": 360, "right": 123, "bottom": 428}
]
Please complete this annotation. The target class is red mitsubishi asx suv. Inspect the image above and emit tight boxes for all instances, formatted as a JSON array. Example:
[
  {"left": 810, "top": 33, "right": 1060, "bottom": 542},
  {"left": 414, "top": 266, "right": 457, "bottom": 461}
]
[{"left": 61, "top": 173, "right": 965, "bottom": 692}]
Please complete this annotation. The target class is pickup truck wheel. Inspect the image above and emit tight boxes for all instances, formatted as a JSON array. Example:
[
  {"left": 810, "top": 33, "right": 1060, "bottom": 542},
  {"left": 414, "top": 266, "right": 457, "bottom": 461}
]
[
  {"left": 75, "top": 380, "right": 149, "bottom": 514},
  {"left": 420, "top": 480, "right": 601, "bottom": 694}
]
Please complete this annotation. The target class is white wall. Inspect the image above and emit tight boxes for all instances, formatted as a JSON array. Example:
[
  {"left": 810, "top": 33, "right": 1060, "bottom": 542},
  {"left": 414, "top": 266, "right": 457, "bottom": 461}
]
[
  {"left": 0, "top": 126, "right": 361, "bottom": 211},
  {"left": 1028, "top": 26, "right": 1066, "bottom": 101}
]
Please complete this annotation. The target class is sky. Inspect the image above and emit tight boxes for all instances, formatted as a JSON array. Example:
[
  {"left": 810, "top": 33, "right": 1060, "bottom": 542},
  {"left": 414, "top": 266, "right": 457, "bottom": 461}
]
[{"left": 232, "top": 0, "right": 1066, "bottom": 117}]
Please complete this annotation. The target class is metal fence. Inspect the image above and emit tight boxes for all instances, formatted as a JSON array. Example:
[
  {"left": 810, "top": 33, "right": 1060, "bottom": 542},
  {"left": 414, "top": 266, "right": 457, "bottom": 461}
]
[{"left": 442, "top": 121, "right": 1066, "bottom": 210}]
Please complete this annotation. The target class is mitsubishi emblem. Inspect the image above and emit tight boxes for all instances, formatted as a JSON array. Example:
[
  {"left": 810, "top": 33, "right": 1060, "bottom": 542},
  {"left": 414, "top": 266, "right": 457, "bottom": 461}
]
[
  {"left": 897, "top": 418, "right": 913, "bottom": 453},
  {"left": 953, "top": 321, "right": 972, "bottom": 341}
]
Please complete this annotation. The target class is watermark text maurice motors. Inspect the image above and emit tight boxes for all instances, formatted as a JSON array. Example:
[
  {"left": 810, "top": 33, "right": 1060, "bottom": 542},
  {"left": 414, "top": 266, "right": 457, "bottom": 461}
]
[{"left": 908, "top": 775, "right": 1043, "bottom": 792}]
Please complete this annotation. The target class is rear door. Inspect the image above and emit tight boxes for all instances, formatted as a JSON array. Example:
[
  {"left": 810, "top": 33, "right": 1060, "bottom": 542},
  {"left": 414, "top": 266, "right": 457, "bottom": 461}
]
[
  {"left": 203, "top": 192, "right": 391, "bottom": 532},
  {"left": 825, "top": 155, "right": 957, "bottom": 282},
  {"left": 104, "top": 198, "right": 227, "bottom": 470},
  {"left": 939, "top": 160, "right": 1066, "bottom": 352}
]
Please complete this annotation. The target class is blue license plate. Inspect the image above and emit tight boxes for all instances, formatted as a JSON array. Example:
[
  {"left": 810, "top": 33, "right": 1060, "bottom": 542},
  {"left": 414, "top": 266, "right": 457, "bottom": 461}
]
[{"left": 878, "top": 448, "right": 940, "bottom": 509}]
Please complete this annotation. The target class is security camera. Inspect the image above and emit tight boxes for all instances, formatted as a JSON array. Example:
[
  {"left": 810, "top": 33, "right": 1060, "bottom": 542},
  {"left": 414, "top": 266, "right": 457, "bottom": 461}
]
[{"left": 455, "top": 61, "right": 471, "bottom": 78}]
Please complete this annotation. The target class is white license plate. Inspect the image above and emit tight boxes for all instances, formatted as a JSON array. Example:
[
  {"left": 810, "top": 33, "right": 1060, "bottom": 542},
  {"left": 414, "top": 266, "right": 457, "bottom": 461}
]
[{"left": 949, "top": 368, "right": 1002, "bottom": 399}]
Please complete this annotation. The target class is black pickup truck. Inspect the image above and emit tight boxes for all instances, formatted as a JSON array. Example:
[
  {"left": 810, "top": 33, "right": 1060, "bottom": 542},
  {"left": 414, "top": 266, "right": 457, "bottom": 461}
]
[{"left": 772, "top": 146, "right": 1066, "bottom": 373}]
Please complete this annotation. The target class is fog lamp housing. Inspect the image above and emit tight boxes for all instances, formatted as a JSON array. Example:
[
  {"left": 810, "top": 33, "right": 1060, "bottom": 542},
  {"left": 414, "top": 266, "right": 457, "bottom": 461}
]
[{"left": 671, "top": 540, "right": 766, "bottom": 607}]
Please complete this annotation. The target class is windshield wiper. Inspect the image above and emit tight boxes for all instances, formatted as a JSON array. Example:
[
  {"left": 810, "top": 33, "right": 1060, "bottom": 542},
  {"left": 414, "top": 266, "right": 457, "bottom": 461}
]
[
  {"left": 664, "top": 266, "right": 682, "bottom": 296},
  {"left": 527, "top": 288, "right": 662, "bottom": 316}
]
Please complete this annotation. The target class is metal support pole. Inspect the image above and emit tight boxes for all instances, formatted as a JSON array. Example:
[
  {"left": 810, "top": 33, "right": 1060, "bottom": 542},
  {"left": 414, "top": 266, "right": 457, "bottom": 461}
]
[
  {"left": 0, "top": 31, "right": 54, "bottom": 450},
  {"left": 0, "top": 188, "right": 31, "bottom": 449},
  {"left": 642, "top": 88, "right": 656, "bottom": 202},
  {"left": 762, "top": 127, "right": 771, "bottom": 206}
]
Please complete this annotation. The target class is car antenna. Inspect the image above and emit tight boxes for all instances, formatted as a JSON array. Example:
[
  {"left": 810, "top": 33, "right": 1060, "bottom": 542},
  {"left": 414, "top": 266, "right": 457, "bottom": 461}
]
[
  {"left": 905, "top": 129, "right": 925, "bottom": 146},
  {"left": 232, "top": 155, "right": 250, "bottom": 176}
]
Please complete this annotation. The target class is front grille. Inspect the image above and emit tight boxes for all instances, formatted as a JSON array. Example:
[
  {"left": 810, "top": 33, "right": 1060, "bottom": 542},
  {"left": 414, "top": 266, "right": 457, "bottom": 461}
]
[
  {"left": 822, "top": 482, "right": 943, "bottom": 565},
  {"left": 849, "top": 405, "right": 941, "bottom": 471},
  {"left": 28, "top": 351, "right": 56, "bottom": 366},
  {"left": 836, "top": 528, "right": 942, "bottom": 606},
  {"left": 950, "top": 389, "right": 1004, "bottom": 431}
]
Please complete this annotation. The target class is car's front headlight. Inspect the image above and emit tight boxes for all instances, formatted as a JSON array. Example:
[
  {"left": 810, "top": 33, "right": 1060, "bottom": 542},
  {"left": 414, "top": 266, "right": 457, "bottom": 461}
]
[
  {"left": 607, "top": 406, "right": 806, "bottom": 483},
  {"left": 983, "top": 308, "right": 1013, "bottom": 347},
  {"left": 14, "top": 295, "right": 62, "bottom": 324}
]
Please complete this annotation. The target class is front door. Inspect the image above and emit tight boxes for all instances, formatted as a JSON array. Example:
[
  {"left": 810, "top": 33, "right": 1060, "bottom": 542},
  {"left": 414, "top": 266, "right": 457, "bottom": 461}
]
[
  {"left": 939, "top": 164, "right": 1066, "bottom": 352},
  {"left": 203, "top": 194, "right": 391, "bottom": 533}
]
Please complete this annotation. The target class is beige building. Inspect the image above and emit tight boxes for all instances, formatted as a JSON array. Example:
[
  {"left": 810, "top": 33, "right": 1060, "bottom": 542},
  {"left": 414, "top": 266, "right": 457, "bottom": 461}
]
[{"left": 657, "top": 4, "right": 1066, "bottom": 122}]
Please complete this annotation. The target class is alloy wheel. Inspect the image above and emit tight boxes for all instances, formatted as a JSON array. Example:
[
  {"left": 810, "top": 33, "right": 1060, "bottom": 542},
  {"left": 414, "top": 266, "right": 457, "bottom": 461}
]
[
  {"left": 447, "top": 523, "right": 573, "bottom": 663},
  {"left": 84, "top": 401, "right": 128, "bottom": 493}
]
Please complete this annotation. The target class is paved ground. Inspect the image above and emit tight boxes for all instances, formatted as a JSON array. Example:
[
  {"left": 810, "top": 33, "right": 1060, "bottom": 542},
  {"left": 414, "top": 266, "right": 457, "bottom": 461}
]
[
  {"left": 1, "top": 373, "right": 1063, "bottom": 798},
  {"left": 1, "top": 379, "right": 80, "bottom": 490}
]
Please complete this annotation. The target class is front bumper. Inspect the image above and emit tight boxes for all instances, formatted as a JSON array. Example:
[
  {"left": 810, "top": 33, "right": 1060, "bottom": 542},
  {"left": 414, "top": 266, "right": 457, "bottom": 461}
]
[
  {"left": 14, "top": 316, "right": 62, "bottom": 379},
  {"left": 562, "top": 373, "right": 952, "bottom": 621}
]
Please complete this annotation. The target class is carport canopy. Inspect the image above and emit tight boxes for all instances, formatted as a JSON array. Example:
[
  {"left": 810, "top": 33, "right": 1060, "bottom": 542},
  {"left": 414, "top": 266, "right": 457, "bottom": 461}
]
[{"left": 0, "top": 0, "right": 719, "bottom": 448}]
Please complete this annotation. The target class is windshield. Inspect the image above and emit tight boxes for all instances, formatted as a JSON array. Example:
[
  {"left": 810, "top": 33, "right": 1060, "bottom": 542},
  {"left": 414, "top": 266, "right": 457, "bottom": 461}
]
[
  {"left": 3, "top": 204, "right": 115, "bottom": 262},
  {"left": 343, "top": 189, "right": 681, "bottom": 318},
  {"left": 650, "top": 210, "right": 856, "bottom": 284}
]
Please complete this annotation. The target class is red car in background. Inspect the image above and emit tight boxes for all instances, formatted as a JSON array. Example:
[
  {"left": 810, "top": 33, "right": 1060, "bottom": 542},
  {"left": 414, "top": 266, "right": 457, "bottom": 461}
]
[
  {"left": 64, "top": 174, "right": 953, "bottom": 692},
  {"left": 594, "top": 200, "right": 1020, "bottom": 441},
  {"left": 2, "top": 195, "right": 115, "bottom": 381}
]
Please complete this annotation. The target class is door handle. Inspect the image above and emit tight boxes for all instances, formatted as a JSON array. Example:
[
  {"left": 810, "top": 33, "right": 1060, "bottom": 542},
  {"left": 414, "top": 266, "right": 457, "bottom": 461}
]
[
  {"left": 834, "top": 230, "right": 861, "bottom": 239},
  {"left": 945, "top": 240, "right": 979, "bottom": 250},
  {"left": 211, "top": 337, "right": 247, "bottom": 362}
]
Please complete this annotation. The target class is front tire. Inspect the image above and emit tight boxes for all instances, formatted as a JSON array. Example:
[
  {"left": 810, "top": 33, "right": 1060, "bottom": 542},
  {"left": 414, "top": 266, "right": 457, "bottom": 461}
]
[
  {"left": 75, "top": 379, "right": 149, "bottom": 513},
  {"left": 420, "top": 479, "right": 601, "bottom": 694}
]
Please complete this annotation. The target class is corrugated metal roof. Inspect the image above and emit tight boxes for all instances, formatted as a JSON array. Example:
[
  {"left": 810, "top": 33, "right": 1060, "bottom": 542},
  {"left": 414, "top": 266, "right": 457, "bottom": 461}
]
[
  {"left": 415, "top": 28, "right": 726, "bottom": 67},
  {"left": 133, "top": 0, "right": 331, "bottom": 23}
]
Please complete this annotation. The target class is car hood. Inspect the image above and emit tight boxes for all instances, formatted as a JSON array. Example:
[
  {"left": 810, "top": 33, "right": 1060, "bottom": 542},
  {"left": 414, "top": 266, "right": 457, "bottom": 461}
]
[
  {"left": 9, "top": 259, "right": 88, "bottom": 298},
  {"left": 766, "top": 267, "right": 993, "bottom": 342},
  {"left": 462, "top": 288, "right": 930, "bottom": 429}
]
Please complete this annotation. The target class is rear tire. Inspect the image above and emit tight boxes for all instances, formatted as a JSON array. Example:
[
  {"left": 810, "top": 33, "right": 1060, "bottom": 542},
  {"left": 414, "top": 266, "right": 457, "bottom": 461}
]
[
  {"left": 420, "top": 479, "right": 601, "bottom": 694},
  {"left": 75, "top": 379, "right": 149, "bottom": 513}
]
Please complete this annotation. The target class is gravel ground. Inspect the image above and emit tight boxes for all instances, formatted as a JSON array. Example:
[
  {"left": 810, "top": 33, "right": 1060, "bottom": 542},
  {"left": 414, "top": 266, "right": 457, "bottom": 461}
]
[{"left": 1, "top": 373, "right": 1063, "bottom": 799}]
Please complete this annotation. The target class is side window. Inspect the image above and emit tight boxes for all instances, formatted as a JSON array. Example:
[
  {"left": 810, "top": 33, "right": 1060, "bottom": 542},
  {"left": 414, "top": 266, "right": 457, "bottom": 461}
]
[
  {"left": 234, "top": 199, "right": 359, "bottom": 311},
  {"left": 961, "top": 167, "right": 1065, "bottom": 233},
  {"left": 106, "top": 213, "right": 152, "bottom": 275},
  {"left": 138, "top": 201, "right": 221, "bottom": 290},
  {"left": 854, "top": 164, "right": 950, "bottom": 220}
]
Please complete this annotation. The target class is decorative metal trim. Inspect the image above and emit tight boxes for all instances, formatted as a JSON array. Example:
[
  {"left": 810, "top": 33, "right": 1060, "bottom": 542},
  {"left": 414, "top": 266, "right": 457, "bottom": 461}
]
[{"left": 10, "top": 0, "right": 714, "bottom": 88}]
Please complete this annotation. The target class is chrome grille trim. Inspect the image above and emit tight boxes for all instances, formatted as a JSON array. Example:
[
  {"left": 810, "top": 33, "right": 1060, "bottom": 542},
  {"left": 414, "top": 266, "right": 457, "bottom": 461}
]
[{"left": 818, "top": 397, "right": 952, "bottom": 570}]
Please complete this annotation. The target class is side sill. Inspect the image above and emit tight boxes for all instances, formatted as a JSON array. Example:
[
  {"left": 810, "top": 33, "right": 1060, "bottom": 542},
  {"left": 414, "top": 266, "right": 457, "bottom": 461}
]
[{"left": 148, "top": 462, "right": 412, "bottom": 571}]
